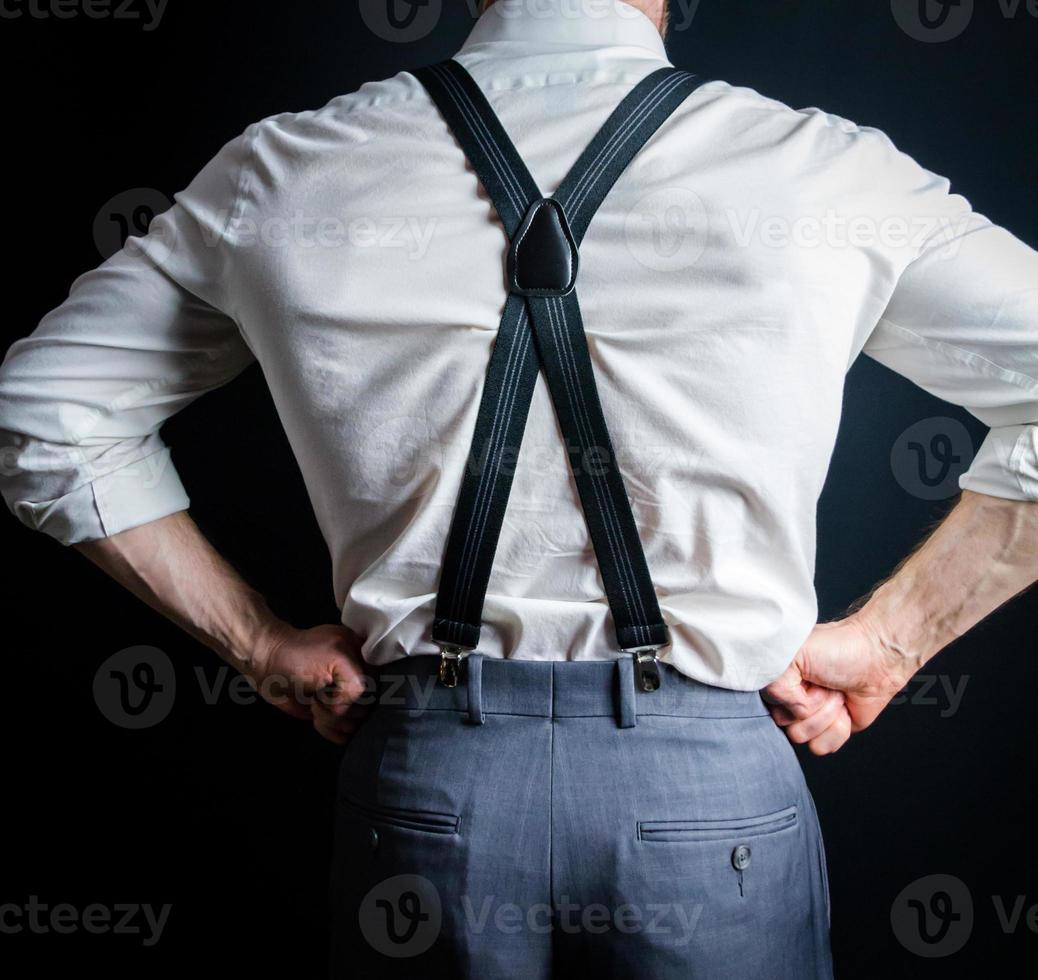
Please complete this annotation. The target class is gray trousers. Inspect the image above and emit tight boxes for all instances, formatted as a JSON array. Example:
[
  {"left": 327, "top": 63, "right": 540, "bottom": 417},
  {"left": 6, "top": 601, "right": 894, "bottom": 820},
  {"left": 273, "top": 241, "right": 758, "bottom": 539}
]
[{"left": 330, "top": 655, "right": 833, "bottom": 979}]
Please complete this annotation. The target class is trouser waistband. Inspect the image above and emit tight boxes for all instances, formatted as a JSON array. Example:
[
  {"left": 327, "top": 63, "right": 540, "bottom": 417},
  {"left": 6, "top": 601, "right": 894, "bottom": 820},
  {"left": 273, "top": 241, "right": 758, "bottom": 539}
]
[{"left": 366, "top": 655, "right": 769, "bottom": 728}]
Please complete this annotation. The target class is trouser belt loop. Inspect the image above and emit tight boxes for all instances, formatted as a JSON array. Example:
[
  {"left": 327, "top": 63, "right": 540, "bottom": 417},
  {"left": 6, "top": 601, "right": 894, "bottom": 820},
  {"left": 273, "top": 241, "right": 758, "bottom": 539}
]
[
  {"left": 616, "top": 655, "right": 638, "bottom": 729},
  {"left": 466, "top": 653, "right": 486, "bottom": 726}
]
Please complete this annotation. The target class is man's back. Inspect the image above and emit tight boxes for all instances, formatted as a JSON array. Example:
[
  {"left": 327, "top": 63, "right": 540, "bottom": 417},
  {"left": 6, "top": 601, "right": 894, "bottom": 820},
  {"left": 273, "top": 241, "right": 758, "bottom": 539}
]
[
  {"left": 156, "top": 5, "right": 987, "bottom": 686},
  {"left": 0, "top": 1, "right": 1032, "bottom": 694}
]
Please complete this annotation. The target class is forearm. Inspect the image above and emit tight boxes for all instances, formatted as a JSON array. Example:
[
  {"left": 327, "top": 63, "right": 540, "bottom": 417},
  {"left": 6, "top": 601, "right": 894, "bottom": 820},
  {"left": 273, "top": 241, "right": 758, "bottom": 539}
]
[
  {"left": 850, "top": 489, "right": 1038, "bottom": 671},
  {"left": 74, "top": 510, "right": 285, "bottom": 671}
]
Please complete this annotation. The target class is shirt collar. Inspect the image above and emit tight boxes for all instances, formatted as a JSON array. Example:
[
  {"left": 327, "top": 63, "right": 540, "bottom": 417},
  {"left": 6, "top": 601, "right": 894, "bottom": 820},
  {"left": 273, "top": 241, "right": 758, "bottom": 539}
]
[{"left": 460, "top": 0, "right": 668, "bottom": 60}]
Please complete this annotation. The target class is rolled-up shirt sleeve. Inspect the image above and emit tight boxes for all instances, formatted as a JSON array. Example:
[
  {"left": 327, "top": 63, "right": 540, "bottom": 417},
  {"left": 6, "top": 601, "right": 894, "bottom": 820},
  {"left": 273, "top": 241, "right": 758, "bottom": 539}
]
[
  {"left": 0, "top": 126, "right": 258, "bottom": 544},
  {"left": 864, "top": 197, "right": 1038, "bottom": 501}
]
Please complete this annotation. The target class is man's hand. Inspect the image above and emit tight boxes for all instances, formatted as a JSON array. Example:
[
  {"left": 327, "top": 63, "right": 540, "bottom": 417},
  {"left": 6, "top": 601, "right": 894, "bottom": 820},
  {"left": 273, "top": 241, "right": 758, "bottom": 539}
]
[
  {"left": 75, "top": 513, "right": 373, "bottom": 745},
  {"left": 246, "top": 622, "right": 371, "bottom": 745},
  {"left": 762, "top": 616, "right": 919, "bottom": 756},
  {"left": 766, "top": 491, "right": 1038, "bottom": 755}
]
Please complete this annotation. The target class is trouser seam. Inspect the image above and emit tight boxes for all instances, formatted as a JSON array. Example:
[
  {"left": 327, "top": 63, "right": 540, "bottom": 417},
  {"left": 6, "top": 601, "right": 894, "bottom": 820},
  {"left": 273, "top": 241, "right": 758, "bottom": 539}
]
[{"left": 548, "top": 665, "right": 557, "bottom": 968}]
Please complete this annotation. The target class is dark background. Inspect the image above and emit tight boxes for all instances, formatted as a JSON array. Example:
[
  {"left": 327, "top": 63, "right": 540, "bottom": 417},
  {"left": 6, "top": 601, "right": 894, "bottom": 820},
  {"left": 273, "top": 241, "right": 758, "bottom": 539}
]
[{"left": 1, "top": 1, "right": 1035, "bottom": 976}]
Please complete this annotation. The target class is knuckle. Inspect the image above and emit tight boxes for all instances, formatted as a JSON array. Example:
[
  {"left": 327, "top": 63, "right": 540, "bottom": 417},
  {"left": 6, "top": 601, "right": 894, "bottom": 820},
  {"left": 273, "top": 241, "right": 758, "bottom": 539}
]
[{"left": 342, "top": 677, "right": 368, "bottom": 702}]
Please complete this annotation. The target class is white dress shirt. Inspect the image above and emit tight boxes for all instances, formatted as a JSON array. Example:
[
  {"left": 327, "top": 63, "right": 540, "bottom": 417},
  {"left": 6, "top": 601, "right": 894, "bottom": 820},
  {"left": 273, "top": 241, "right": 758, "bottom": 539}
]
[{"left": 2, "top": 1, "right": 1037, "bottom": 690}]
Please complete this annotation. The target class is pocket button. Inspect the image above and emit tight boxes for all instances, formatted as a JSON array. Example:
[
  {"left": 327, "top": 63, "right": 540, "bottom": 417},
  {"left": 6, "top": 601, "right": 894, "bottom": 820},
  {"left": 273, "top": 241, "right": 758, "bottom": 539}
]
[
  {"left": 731, "top": 845, "right": 752, "bottom": 871},
  {"left": 368, "top": 827, "right": 379, "bottom": 852}
]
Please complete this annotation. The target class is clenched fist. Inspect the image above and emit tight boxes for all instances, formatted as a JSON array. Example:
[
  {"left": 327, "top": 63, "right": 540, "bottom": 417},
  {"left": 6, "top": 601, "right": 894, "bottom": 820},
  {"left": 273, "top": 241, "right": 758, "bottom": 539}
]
[
  {"left": 762, "top": 616, "right": 921, "bottom": 755},
  {"left": 244, "top": 622, "right": 371, "bottom": 744}
]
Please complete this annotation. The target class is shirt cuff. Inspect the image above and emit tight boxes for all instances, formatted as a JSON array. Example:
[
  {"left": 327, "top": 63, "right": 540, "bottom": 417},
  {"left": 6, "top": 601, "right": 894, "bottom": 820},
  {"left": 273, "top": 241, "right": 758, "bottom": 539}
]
[
  {"left": 958, "top": 424, "right": 1038, "bottom": 501},
  {"left": 10, "top": 446, "right": 191, "bottom": 546}
]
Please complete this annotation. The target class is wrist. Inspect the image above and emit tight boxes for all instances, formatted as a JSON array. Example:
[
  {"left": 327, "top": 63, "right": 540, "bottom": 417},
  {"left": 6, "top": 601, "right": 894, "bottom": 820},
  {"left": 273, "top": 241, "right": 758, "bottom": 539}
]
[
  {"left": 219, "top": 596, "right": 293, "bottom": 675},
  {"left": 848, "top": 584, "right": 934, "bottom": 679}
]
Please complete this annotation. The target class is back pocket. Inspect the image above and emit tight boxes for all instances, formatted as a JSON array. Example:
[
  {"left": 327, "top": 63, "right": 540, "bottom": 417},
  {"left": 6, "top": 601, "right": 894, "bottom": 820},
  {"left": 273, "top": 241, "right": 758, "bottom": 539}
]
[
  {"left": 638, "top": 804, "right": 797, "bottom": 843},
  {"left": 339, "top": 794, "right": 460, "bottom": 835}
]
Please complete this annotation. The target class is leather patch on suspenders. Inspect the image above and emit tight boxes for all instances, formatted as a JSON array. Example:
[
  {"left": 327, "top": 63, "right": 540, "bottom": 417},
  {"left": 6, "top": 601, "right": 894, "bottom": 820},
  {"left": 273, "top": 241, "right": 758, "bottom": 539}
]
[{"left": 507, "top": 198, "right": 579, "bottom": 297}]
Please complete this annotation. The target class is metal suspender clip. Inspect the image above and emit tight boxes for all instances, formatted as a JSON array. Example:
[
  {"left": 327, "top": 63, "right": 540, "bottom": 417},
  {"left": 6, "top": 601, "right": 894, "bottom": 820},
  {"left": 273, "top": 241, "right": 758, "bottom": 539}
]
[
  {"left": 438, "top": 644, "right": 471, "bottom": 688},
  {"left": 625, "top": 646, "right": 664, "bottom": 693}
]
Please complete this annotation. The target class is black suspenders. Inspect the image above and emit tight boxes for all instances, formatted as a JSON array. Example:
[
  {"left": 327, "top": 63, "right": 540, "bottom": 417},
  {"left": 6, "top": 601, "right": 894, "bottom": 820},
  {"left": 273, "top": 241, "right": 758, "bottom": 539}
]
[{"left": 415, "top": 60, "right": 705, "bottom": 691}]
